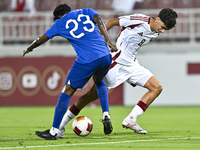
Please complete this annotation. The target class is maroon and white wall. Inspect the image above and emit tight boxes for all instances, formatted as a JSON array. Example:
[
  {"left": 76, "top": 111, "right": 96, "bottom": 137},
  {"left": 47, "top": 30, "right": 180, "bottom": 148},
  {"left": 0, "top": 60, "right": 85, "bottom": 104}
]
[
  {"left": 124, "top": 44, "right": 200, "bottom": 106},
  {"left": 1, "top": 43, "right": 200, "bottom": 106},
  {"left": 0, "top": 56, "right": 123, "bottom": 106}
]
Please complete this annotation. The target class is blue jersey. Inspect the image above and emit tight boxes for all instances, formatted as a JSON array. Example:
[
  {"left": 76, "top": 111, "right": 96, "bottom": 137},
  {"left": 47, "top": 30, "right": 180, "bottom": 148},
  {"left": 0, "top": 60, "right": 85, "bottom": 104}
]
[{"left": 45, "top": 8, "right": 110, "bottom": 64}]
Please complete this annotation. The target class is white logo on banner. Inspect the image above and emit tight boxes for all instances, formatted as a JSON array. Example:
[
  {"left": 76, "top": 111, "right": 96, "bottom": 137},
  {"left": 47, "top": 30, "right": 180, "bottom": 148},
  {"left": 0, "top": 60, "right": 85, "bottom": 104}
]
[
  {"left": 0, "top": 72, "right": 13, "bottom": 90},
  {"left": 22, "top": 73, "right": 37, "bottom": 88},
  {"left": 47, "top": 71, "right": 61, "bottom": 89}
]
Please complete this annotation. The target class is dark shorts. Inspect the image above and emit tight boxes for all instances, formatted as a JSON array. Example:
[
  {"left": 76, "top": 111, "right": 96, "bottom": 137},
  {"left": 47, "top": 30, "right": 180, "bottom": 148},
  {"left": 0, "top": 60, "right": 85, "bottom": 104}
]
[{"left": 65, "top": 54, "right": 111, "bottom": 89}]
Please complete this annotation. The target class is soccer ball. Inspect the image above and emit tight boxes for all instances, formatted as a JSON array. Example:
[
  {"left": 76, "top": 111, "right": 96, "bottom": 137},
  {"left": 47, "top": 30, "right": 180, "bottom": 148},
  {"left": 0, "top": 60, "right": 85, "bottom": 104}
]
[{"left": 72, "top": 116, "right": 93, "bottom": 136}]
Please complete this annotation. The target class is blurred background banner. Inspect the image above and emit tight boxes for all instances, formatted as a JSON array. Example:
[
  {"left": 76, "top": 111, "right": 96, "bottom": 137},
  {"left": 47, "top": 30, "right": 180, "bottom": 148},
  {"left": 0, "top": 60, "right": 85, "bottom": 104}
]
[
  {"left": 1, "top": 0, "right": 200, "bottom": 44},
  {"left": 0, "top": 57, "right": 123, "bottom": 106}
]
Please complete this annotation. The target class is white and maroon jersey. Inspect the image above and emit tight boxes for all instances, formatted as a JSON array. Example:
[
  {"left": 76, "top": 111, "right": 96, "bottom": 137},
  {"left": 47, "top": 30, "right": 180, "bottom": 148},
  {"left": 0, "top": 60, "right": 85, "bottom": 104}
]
[{"left": 111, "top": 13, "right": 159, "bottom": 66}]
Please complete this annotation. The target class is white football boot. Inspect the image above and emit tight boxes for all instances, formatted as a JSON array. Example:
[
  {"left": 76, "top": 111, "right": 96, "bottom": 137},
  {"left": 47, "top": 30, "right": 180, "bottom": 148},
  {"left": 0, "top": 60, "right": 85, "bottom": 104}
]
[
  {"left": 122, "top": 119, "right": 147, "bottom": 134},
  {"left": 57, "top": 128, "right": 65, "bottom": 138}
]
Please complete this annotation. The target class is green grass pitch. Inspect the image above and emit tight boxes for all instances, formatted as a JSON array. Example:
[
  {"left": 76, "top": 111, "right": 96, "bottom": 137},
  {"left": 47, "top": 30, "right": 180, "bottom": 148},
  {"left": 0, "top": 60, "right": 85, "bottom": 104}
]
[{"left": 0, "top": 106, "right": 200, "bottom": 150}]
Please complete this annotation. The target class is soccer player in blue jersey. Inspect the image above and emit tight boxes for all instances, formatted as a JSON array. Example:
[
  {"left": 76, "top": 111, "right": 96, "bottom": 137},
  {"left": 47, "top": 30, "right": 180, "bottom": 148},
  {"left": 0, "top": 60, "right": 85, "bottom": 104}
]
[{"left": 23, "top": 4, "right": 117, "bottom": 140}]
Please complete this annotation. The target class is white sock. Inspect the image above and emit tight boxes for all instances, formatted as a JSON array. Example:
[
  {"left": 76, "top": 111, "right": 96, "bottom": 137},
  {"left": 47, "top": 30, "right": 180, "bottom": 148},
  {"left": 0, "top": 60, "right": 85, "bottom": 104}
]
[
  {"left": 126, "top": 105, "right": 144, "bottom": 123},
  {"left": 50, "top": 127, "right": 59, "bottom": 136},
  {"left": 103, "top": 111, "right": 110, "bottom": 119},
  {"left": 59, "top": 110, "right": 76, "bottom": 130}
]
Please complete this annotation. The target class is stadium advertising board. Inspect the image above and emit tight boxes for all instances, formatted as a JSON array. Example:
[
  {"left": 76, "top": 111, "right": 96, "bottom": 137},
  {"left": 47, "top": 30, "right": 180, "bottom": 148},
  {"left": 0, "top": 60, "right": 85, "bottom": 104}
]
[{"left": 0, "top": 57, "right": 123, "bottom": 106}]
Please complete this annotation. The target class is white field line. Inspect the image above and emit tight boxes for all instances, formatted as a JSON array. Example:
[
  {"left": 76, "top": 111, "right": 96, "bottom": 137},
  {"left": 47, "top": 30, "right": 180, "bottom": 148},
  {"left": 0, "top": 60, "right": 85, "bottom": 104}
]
[
  {"left": 0, "top": 136, "right": 199, "bottom": 149},
  {"left": 0, "top": 136, "right": 122, "bottom": 141},
  {"left": 0, "top": 135, "right": 185, "bottom": 141}
]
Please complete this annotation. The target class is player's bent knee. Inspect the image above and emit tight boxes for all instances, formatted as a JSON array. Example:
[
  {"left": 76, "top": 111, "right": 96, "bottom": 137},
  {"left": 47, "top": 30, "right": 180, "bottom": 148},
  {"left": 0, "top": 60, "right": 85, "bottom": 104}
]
[
  {"left": 154, "top": 83, "right": 163, "bottom": 95},
  {"left": 61, "top": 84, "right": 77, "bottom": 96}
]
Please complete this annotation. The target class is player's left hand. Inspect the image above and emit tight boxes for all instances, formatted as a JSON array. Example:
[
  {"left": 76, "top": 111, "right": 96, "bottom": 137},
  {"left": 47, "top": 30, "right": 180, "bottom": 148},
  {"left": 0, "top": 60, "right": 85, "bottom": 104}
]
[
  {"left": 23, "top": 49, "right": 32, "bottom": 57},
  {"left": 107, "top": 41, "right": 117, "bottom": 52}
]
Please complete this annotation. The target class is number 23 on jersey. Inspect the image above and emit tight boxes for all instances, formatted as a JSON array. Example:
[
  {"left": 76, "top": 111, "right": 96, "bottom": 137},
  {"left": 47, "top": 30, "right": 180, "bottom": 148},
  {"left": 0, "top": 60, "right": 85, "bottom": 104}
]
[{"left": 65, "top": 14, "right": 95, "bottom": 38}]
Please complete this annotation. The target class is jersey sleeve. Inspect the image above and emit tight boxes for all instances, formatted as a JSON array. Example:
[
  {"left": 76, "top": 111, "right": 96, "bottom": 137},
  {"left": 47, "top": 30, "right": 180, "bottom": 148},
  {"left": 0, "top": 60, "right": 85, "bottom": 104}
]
[
  {"left": 86, "top": 8, "right": 99, "bottom": 22},
  {"left": 119, "top": 13, "right": 146, "bottom": 27},
  {"left": 45, "top": 22, "right": 59, "bottom": 39}
]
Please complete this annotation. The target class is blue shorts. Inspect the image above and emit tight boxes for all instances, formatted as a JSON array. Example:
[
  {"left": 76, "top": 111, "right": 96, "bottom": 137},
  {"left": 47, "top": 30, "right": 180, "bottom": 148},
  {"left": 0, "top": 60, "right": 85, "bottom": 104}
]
[{"left": 65, "top": 54, "right": 111, "bottom": 89}]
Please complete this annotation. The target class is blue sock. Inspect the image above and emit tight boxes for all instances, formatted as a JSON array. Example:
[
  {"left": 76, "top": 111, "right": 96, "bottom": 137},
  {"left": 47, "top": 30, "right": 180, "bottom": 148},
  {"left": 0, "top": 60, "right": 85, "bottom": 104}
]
[
  {"left": 52, "top": 93, "right": 71, "bottom": 128},
  {"left": 94, "top": 80, "right": 109, "bottom": 112}
]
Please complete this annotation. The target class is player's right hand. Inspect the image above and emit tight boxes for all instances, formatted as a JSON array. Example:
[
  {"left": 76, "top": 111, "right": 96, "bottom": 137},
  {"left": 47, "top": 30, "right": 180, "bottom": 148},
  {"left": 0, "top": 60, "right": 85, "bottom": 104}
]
[{"left": 23, "top": 49, "right": 32, "bottom": 57}]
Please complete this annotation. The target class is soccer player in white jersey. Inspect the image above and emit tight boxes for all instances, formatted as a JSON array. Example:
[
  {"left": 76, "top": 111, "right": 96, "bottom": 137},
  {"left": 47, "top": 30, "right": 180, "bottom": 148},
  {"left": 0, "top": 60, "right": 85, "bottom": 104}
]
[
  {"left": 57, "top": 8, "right": 178, "bottom": 137},
  {"left": 23, "top": 4, "right": 117, "bottom": 140}
]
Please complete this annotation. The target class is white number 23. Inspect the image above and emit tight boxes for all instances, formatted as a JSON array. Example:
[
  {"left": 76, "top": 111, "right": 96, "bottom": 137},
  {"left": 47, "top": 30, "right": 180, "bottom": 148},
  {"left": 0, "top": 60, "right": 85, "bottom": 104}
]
[{"left": 65, "top": 14, "right": 95, "bottom": 38}]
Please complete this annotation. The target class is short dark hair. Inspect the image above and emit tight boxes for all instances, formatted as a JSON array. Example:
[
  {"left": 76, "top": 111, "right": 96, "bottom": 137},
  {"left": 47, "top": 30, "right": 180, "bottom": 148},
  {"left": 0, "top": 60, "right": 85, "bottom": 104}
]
[
  {"left": 53, "top": 4, "right": 71, "bottom": 21},
  {"left": 158, "top": 8, "right": 178, "bottom": 30}
]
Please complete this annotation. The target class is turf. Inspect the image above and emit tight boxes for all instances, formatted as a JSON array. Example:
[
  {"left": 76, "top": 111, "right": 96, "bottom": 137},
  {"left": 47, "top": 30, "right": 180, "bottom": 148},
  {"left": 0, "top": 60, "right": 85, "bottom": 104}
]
[{"left": 0, "top": 106, "right": 200, "bottom": 150}]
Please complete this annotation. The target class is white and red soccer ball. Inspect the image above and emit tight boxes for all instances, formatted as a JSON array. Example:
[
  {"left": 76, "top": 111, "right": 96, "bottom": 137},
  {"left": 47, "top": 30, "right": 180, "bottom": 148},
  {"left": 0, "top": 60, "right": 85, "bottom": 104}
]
[{"left": 72, "top": 116, "right": 93, "bottom": 136}]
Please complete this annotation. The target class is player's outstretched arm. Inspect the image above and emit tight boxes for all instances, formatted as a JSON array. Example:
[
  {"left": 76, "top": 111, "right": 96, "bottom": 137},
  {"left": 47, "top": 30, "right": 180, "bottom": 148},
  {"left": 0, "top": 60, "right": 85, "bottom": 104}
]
[
  {"left": 105, "top": 18, "right": 120, "bottom": 31},
  {"left": 93, "top": 15, "right": 117, "bottom": 52},
  {"left": 23, "top": 34, "right": 49, "bottom": 57}
]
